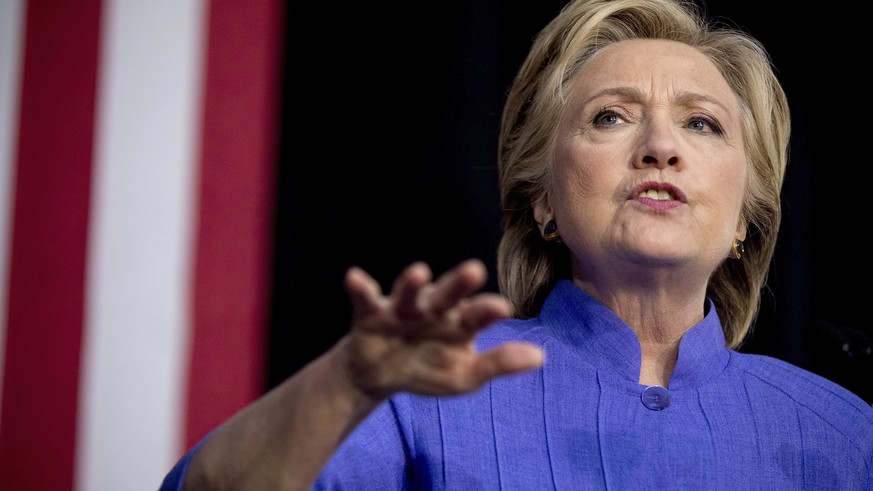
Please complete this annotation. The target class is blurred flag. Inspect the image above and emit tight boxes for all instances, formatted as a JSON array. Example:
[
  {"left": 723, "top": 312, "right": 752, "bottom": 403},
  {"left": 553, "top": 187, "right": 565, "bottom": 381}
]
[{"left": 0, "top": 1, "right": 283, "bottom": 489}]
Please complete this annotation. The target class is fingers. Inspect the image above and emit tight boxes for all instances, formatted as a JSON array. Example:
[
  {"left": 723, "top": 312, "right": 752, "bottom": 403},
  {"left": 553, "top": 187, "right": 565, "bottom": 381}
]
[
  {"left": 389, "top": 259, "right": 486, "bottom": 318},
  {"left": 473, "top": 343, "right": 544, "bottom": 381},
  {"left": 344, "top": 266, "right": 383, "bottom": 318},
  {"left": 421, "top": 343, "right": 545, "bottom": 395},
  {"left": 345, "top": 259, "right": 510, "bottom": 341},
  {"left": 428, "top": 259, "right": 488, "bottom": 315},
  {"left": 400, "top": 342, "right": 545, "bottom": 396},
  {"left": 392, "top": 262, "right": 432, "bottom": 319},
  {"left": 456, "top": 294, "right": 513, "bottom": 334},
  {"left": 346, "top": 262, "right": 434, "bottom": 321},
  {"left": 358, "top": 259, "right": 495, "bottom": 319}
]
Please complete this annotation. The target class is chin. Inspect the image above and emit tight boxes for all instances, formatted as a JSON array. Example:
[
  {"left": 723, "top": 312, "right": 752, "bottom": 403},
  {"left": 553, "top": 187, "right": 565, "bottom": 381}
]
[{"left": 624, "top": 248, "right": 689, "bottom": 268}]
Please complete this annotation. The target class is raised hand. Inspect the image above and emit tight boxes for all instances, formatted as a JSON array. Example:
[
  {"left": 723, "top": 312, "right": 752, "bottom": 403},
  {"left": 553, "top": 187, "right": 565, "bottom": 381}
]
[{"left": 340, "top": 258, "right": 544, "bottom": 401}]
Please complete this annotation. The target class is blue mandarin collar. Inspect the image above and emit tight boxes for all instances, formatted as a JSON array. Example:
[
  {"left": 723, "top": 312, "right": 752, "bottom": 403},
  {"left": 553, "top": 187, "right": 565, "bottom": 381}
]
[{"left": 539, "top": 279, "right": 730, "bottom": 390}]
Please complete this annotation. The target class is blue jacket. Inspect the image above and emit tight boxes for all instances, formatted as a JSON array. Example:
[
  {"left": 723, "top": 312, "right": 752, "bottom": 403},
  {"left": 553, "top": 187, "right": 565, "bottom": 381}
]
[{"left": 164, "top": 280, "right": 873, "bottom": 490}]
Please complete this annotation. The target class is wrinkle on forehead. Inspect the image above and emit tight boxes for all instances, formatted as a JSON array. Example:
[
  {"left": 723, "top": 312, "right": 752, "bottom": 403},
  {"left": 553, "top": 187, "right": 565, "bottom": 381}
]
[{"left": 579, "top": 85, "right": 734, "bottom": 114}]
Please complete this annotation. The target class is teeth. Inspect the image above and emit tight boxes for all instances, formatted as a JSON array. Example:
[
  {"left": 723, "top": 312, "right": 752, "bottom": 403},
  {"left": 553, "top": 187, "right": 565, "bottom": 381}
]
[{"left": 638, "top": 189, "right": 673, "bottom": 200}]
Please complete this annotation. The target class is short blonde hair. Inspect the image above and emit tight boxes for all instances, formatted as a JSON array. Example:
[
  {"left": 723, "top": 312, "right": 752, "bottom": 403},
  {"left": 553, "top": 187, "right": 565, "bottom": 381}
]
[{"left": 496, "top": 0, "right": 790, "bottom": 348}]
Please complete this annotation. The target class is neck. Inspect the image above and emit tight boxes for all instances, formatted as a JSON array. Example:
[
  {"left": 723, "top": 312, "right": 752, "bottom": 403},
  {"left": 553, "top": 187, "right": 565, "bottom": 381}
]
[
  {"left": 638, "top": 338, "right": 681, "bottom": 387},
  {"left": 571, "top": 277, "right": 707, "bottom": 387}
]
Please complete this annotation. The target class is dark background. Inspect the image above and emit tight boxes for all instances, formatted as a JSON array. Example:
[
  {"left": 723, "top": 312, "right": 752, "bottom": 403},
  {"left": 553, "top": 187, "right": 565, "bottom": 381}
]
[{"left": 270, "top": 1, "right": 871, "bottom": 403}]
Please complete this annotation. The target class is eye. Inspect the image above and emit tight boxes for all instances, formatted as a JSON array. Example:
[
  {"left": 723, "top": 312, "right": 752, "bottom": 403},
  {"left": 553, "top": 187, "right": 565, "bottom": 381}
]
[
  {"left": 593, "top": 109, "right": 625, "bottom": 127},
  {"left": 687, "top": 115, "right": 723, "bottom": 134}
]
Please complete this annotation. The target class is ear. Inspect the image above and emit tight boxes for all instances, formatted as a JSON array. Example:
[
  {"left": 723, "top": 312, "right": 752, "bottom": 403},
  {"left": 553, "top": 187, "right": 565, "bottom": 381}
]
[
  {"left": 532, "top": 195, "right": 553, "bottom": 233},
  {"left": 734, "top": 217, "right": 747, "bottom": 242}
]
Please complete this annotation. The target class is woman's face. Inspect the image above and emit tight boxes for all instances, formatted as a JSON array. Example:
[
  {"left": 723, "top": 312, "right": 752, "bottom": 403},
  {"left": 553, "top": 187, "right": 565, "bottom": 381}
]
[{"left": 539, "top": 38, "right": 747, "bottom": 283}]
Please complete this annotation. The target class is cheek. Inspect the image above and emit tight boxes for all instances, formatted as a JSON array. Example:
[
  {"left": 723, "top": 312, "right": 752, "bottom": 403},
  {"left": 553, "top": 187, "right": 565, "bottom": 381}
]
[
  {"left": 701, "top": 156, "right": 747, "bottom": 226},
  {"left": 552, "top": 144, "right": 622, "bottom": 207},
  {"left": 721, "top": 158, "right": 748, "bottom": 215}
]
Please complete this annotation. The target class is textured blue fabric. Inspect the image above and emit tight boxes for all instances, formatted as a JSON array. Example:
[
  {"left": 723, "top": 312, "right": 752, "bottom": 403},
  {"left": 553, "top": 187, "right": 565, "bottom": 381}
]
[
  {"left": 161, "top": 280, "right": 873, "bottom": 489},
  {"left": 312, "top": 280, "right": 873, "bottom": 490}
]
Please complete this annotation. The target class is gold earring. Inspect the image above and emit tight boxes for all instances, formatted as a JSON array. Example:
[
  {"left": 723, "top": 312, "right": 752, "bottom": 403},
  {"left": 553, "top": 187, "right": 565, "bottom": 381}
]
[
  {"left": 732, "top": 239, "right": 745, "bottom": 259},
  {"left": 543, "top": 219, "right": 561, "bottom": 241}
]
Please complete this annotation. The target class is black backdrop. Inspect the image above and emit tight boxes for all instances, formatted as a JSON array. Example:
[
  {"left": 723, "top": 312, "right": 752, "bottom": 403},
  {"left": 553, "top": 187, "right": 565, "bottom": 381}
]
[{"left": 270, "top": 1, "right": 871, "bottom": 403}]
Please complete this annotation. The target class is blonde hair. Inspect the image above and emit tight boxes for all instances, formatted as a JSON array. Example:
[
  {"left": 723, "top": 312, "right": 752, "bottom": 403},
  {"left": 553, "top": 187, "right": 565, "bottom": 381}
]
[{"left": 496, "top": 0, "right": 790, "bottom": 348}]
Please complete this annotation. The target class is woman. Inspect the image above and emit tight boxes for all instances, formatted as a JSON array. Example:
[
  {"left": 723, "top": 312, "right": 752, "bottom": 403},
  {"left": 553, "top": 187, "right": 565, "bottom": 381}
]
[{"left": 163, "top": 0, "right": 873, "bottom": 489}]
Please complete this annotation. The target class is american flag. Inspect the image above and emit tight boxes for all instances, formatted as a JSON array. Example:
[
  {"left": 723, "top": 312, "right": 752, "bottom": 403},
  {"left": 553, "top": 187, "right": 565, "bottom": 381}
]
[{"left": 0, "top": 1, "right": 283, "bottom": 489}]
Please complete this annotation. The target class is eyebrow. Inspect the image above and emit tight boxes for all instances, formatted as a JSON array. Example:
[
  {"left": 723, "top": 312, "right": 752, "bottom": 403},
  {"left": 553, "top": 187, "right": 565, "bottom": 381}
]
[{"left": 583, "top": 86, "right": 733, "bottom": 114}]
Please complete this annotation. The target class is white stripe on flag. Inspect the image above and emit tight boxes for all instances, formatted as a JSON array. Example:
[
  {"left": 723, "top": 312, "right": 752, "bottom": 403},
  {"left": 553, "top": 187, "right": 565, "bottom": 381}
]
[
  {"left": 76, "top": 0, "right": 207, "bottom": 489},
  {"left": 0, "top": 0, "right": 26, "bottom": 431}
]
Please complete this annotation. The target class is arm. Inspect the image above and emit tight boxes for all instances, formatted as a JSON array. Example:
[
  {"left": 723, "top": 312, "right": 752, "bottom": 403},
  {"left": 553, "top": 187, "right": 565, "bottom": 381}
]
[{"left": 178, "top": 259, "right": 544, "bottom": 490}]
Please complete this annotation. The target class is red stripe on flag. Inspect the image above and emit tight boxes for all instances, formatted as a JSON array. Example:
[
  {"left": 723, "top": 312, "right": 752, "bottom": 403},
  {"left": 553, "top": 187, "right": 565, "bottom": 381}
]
[
  {"left": 0, "top": 1, "right": 102, "bottom": 489},
  {"left": 185, "top": 0, "right": 284, "bottom": 448}
]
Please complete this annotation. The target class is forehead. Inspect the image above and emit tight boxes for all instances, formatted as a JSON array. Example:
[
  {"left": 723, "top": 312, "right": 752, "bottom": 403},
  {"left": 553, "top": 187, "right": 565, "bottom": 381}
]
[{"left": 572, "top": 38, "right": 737, "bottom": 105}]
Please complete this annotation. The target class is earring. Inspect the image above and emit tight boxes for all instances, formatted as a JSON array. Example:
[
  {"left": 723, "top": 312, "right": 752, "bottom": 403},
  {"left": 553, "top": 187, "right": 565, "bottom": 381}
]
[
  {"left": 732, "top": 239, "right": 745, "bottom": 259},
  {"left": 543, "top": 219, "right": 561, "bottom": 241}
]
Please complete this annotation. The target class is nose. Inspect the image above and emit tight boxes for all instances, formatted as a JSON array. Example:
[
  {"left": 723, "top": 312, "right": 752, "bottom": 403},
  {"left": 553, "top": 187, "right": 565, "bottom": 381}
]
[
  {"left": 640, "top": 154, "right": 679, "bottom": 167},
  {"left": 634, "top": 117, "right": 681, "bottom": 170}
]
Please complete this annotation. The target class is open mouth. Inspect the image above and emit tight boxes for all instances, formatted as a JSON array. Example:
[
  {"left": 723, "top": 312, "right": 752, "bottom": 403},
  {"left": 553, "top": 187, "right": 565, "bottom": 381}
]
[{"left": 637, "top": 189, "right": 675, "bottom": 201}]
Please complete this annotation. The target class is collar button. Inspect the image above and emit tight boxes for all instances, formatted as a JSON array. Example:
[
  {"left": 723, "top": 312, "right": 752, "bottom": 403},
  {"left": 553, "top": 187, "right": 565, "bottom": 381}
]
[{"left": 641, "top": 385, "right": 671, "bottom": 410}]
